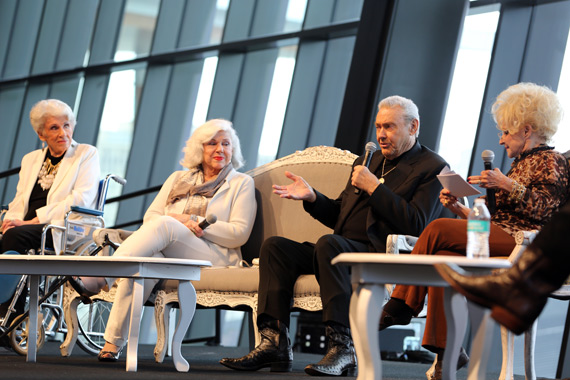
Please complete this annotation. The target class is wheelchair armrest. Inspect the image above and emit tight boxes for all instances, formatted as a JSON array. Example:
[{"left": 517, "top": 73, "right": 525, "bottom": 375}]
[
  {"left": 386, "top": 234, "right": 419, "bottom": 254},
  {"left": 69, "top": 205, "right": 104, "bottom": 217}
]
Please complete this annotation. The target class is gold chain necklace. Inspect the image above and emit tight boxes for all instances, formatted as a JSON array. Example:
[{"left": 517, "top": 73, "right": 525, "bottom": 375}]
[{"left": 379, "top": 159, "right": 397, "bottom": 184}]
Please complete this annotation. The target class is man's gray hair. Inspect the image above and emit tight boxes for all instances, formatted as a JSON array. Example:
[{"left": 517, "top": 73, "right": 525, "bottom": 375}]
[{"left": 378, "top": 95, "right": 420, "bottom": 137}]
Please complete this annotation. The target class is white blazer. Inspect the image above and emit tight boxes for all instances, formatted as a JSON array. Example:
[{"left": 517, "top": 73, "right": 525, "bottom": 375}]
[
  {"left": 5, "top": 141, "right": 101, "bottom": 251},
  {"left": 144, "top": 168, "right": 256, "bottom": 266}
]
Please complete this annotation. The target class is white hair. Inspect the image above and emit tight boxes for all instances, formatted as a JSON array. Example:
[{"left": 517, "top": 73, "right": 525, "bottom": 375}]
[
  {"left": 378, "top": 95, "right": 420, "bottom": 137},
  {"left": 29, "top": 99, "right": 76, "bottom": 134},
  {"left": 180, "top": 119, "right": 245, "bottom": 170}
]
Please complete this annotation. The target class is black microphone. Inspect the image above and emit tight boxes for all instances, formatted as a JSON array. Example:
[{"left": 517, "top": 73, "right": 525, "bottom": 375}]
[
  {"left": 198, "top": 214, "right": 217, "bottom": 230},
  {"left": 354, "top": 142, "right": 378, "bottom": 194},
  {"left": 482, "top": 150, "right": 496, "bottom": 214}
]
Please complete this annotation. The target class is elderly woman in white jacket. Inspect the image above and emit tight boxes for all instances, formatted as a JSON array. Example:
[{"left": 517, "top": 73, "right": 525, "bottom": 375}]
[
  {"left": 70, "top": 118, "right": 256, "bottom": 362},
  {"left": 0, "top": 99, "right": 100, "bottom": 321}
]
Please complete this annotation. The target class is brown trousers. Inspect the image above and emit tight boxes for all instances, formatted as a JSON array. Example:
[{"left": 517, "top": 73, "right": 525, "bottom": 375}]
[{"left": 390, "top": 218, "right": 515, "bottom": 351}]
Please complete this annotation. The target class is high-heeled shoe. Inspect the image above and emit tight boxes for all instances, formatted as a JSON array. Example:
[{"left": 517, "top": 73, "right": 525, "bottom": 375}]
[
  {"left": 98, "top": 346, "right": 122, "bottom": 362},
  {"left": 67, "top": 276, "right": 99, "bottom": 304},
  {"left": 379, "top": 298, "right": 414, "bottom": 330}
]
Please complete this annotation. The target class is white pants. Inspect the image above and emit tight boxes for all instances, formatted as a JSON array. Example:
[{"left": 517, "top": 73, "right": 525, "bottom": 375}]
[{"left": 104, "top": 215, "right": 211, "bottom": 347}]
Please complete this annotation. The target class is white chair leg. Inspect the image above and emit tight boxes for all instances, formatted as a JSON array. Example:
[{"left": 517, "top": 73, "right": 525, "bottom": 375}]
[
  {"left": 499, "top": 326, "right": 514, "bottom": 380},
  {"left": 524, "top": 321, "right": 537, "bottom": 380},
  {"left": 167, "top": 308, "right": 175, "bottom": 358}
]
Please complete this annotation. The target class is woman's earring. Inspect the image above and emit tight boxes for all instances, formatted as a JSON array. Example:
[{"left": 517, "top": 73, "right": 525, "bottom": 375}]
[{"left": 42, "top": 141, "right": 46, "bottom": 149}]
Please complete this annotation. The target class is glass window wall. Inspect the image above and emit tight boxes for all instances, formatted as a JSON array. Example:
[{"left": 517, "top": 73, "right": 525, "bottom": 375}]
[{"left": 438, "top": 5, "right": 500, "bottom": 177}]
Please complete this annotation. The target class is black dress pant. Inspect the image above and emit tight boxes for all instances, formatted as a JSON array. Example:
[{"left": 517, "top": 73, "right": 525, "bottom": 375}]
[
  {"left": 0, "top": 224, "right": 52, "bottom": 322},
  {"left": 257, "top": 234, "right": 369, "bottom": 328},
  {"left": 0, "top": 223, "right": 52, "bottom": 255}
]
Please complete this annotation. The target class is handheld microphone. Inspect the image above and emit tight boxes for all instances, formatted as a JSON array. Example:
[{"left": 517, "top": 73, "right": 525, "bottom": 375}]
[
  {"left": 198, "top": 214, "right": 217, "bottom": 230},
  {"left": 481, "top": 150, "right": 496, "bottom": 214},
  {"left": 354, "top": 142, "right": 378, "bottom": 194}
]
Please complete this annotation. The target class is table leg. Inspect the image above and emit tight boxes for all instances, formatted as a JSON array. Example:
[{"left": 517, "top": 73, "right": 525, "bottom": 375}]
[
  {"left": 171, "top": 280, "right": 196, "bottom": 372},
  {"left": 466, "top": 302, "right": 495, "bottom": 380},
  {"left": 349, "top": 284, "right": 384, "bottom": 380},
  {"left": 126, "top": 278, "right": 144, "bottom": 372},
  {"left": 443, "top": 287, "right": 468, "bottom": 380},
  {"left": 27, "top": 275, "right": 39, "bottom": 362}
]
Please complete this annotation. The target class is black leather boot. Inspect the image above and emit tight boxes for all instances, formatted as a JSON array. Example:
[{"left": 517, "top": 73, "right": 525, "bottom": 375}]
[
  {"left": 304, "top": 324, "right": 357, "bottom": 376},
  {"left": 435, "top": 241, "right": 570, "bottom": 335},
  {"left": 219, "top": 320, "right": 293, "bottom": 372}
]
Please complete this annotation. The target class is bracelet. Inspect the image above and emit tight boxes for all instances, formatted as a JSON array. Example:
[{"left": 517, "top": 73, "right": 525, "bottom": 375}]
[
  {"left": 508, "top": 180, "right": 526, "bottom": 203},
  {"left": 190, "top": 214, "right": 198, "bottom": 222}
]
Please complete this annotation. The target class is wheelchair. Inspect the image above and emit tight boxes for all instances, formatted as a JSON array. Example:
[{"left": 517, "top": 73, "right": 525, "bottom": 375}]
[{"left": 0, "top": 174, "right": 126, "bottom": 356}]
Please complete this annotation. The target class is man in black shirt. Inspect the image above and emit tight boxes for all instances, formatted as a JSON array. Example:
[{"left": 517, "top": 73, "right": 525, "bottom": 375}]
[{"left": 221, "top": 95, "right": 448, "bottom": 376}]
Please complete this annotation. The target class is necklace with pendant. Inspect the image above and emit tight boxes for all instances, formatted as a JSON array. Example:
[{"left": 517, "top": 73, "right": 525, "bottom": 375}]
[{"left": 379, "top": 159, "right": 397, "bottom": 184}]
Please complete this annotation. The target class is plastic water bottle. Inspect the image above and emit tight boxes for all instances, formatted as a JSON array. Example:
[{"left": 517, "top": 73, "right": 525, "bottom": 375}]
[{"left": 466, "top": 198, "right": 491, "bottom": 259}]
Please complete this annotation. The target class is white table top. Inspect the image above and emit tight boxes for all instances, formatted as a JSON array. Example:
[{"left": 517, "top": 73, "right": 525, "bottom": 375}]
[
  {"left": 0, "top": 255, "right": 212, "bottom": 278},
  {"left": 0, "top": 254, "right": 212, "bottom": 372},
  {"left": 333, "top": 252, "right": 511, "bottom": 269},
  {"left": 333, "top": 253, "right": 511, "bottom": 287}
]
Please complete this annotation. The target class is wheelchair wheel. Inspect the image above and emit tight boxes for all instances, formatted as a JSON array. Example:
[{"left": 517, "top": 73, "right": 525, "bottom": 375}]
[
  {"left": 9, "top": 315, "right": 46, "bottom": 356},
  {"left": 76, "top": 300, "right": 112, "bottom": 355}
]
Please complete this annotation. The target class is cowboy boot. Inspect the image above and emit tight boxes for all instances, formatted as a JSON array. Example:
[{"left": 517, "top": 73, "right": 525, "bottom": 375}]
[
  {"left": 219, "top": 320, "right": 293, "bottom": 372},
  {"left": 304, "top": 324, "right": 357, "bottom": 376},
  {"left": 435, "top": 243, "right": 569, "bottom": 335}
]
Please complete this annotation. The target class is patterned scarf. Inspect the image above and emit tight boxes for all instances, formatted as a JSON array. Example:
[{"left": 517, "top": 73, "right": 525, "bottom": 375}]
[{"left": 166, "top": 164, "right": 232, "bottom": 215}]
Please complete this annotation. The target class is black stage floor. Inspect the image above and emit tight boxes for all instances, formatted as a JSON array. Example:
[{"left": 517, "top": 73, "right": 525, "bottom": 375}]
[{"left": 0, "top": 341, "right": 534, "bottom": 380}]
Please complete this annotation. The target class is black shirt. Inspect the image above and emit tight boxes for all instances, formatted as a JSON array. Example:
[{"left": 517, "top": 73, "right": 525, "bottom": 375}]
[{"left": 24, "top": 150, "right": 65, "bottom": 221}]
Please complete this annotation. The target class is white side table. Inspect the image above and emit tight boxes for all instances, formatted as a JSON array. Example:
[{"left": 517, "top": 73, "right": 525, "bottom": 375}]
[
  {"left": 332, "top": 254, "right": 511, "bottom": 380},
  {"left": 0, "top": 255, "right": 211, "bottom": 372}
]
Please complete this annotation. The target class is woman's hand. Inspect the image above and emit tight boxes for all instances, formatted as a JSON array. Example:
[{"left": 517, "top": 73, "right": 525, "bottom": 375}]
[
  {"left": 1, "top": 217, "right": 39, "bottom": 233},
  {"left": 439, "top": 188, "right": 458, "bottom": 209},
  {"left": 439, "top": 189, "right": 469, "bottom": 218},
  {"left": 468, "top": 168, "right": 512, "bottom": 192},
  {"left": 351, "top": 165, "right": 379, "bottom": 195},
  {"left": 272, "top": 171, "right": 317, "bottom": 202},
  {"left": 184, "top": 219, "right": 204, "bottom": 238},
  {"left": 167, "top": 213, "right": 191, "bottom": 224}
]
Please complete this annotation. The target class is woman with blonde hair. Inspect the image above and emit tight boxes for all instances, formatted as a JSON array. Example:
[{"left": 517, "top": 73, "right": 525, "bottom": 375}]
[{"left": 380, "top": 82, "right": 569, "bottom": 380}]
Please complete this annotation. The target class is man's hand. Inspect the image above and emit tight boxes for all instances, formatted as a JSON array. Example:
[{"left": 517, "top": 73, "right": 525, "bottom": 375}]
[
  {"left": 272, "top": 171, "right": 317, "bottom": 202},
  {"left": 351, "top": 165, "right": 379, "bottom": 195}
]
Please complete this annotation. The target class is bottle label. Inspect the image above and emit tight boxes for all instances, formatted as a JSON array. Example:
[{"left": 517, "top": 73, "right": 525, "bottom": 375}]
[{"left": 467, "top": 220, "right": 490, "bottom": 233}]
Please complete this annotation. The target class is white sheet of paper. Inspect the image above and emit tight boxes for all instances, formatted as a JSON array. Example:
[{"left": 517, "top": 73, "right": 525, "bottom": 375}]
[{"left": 437, "top": 166, "right": 481, "bottom": 197}]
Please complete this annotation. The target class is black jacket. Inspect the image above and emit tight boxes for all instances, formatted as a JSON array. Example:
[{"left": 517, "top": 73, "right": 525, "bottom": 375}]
[{"left": 304, "top": 141, "right": 448, "bottom": 252}]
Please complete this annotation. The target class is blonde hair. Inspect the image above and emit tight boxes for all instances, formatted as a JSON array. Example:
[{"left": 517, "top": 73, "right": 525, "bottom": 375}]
[
  {"left": 492, "top": 82, "right": 562, "bottom": 142},
  {"left": 29, "top": 99, "right": 76, "bottom": 134},
  {"left": 180, "top": 119, "right": 245, "bottom": 170}
]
